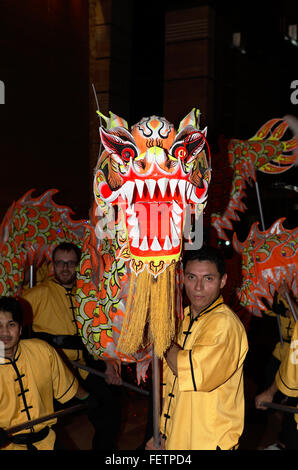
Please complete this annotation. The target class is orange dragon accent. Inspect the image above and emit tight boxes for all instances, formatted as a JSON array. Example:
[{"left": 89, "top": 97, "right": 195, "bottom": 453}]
[
  {"left": 233, "top": 218, "right": 297, "bottom": 317},
  {"left": 211, "top": 118, "right": 296, "bottom": 241},
  {"left": 0, "top": 189, "right": 86, "bottom": 297}
]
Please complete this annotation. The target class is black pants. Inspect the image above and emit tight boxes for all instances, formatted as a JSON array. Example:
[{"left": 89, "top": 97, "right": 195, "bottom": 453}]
[
  {"left": 82, "top": 368, "right": 122, "bottom": 450},
  {"left": 54, "top": 359, "right": 122, "bottom": 450},
  {"left": 279, "top": 396, "right": 298, "bottom": 450},
  {"left": 264, "top": 355, "right": 298, "bottom": 450}
]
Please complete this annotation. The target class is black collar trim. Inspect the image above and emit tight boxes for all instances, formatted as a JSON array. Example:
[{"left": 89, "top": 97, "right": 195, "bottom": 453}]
[
  {"left": 190, "top": 294, "right": 223, "bottom": 321},
  {"left": 0, "top": 343, "right": 21, "bottom": 365}
]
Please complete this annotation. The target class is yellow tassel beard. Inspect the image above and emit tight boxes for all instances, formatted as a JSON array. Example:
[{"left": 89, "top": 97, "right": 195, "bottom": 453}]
[{"left": 117, "top": 262, "right": 177, "bottom": 357}]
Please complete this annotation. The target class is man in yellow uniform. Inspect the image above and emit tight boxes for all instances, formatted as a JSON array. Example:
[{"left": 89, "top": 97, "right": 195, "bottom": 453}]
[
  {"left": 146, "top": 246, "right": 248, "bottom": 450},
  {"left": 0, "top": 296, "right": 90, "bottom": 450},
  {"left": 276, "top": 321, "right": 298, "bottom": 398},
  {"left": 264, "top": 290, "right": 295, "bottom": 365},
  {"left": 21, "top": 242, "right": 122, "bottom": 450},
  {"left": 255, "top": 282, "right": 297, "bottom": 450},
  {"left": 22, "top": 242, "right": 86, "bottom": 370},
  {"left": 256, "top": 300, "right": 298, "bottom": 450}
]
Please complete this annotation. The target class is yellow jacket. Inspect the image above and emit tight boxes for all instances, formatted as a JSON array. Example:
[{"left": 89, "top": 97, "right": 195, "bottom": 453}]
[
  {"left": 22, "top": 278, "right": 87, "bottom": 378},
  {"left": 275, "top": 321, "right": 298, "bottom": 427},
  {"left": 160, "top": 296, "right": 248, "bottom": 450},
  {"left": 265, "top": 294, "right": 296, "bottom": 362},
  {"left": 0, "top": 339, "right": 78, "bottom": 450}
]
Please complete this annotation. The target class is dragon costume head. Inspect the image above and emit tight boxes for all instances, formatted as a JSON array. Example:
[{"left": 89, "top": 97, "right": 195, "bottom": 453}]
[{"left": 92, "top": 108, "right": 210, "bottom": 356}]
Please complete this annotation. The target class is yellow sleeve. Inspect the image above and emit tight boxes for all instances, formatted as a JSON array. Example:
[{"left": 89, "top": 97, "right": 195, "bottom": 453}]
[
  {"left": 21, "top": 285, "right": 43, "bottom": 325},
  {"left": 22, "top": 283, "right": 40, "bottom": 304},
  {"left": 276, "top": 322, "right": 298, "bottom": 398},
  {"left": 178, "top": 314, "right": 246, "bottom": 392},
  {"left": 263, "top": 309, "right": 277, "bottom": 318},
  {"left": 47, "top": 343, "right": 79, "bottom": 403}
]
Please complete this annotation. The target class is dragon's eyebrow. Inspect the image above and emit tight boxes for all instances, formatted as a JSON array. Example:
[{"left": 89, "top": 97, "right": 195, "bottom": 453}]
[{"left": 112, "top": 128, "right": 136, "bottom": 144}]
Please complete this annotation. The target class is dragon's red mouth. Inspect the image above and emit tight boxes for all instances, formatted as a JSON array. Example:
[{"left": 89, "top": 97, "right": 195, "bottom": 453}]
[{"left": 98, "top": 178, "right": 207, "bottom": 259}]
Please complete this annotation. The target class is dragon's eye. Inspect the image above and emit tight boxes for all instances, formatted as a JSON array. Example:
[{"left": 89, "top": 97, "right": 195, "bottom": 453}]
[
  {"left": 121, "top": 147, "right": 134, "bottom": 162},
  {"left": 174, "top": 146, "right": 187, "bottom": 159}
]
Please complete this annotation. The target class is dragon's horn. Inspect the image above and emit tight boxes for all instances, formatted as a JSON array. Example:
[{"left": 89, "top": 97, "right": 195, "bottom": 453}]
[
  {"left": 96, "top": 110, "right": 128, "bottom": 130},
  {"left": 178, "top": 108, "right": 200, "bottom": 131}
]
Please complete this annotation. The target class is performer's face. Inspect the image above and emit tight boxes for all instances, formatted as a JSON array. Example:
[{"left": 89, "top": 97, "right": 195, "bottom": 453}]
[
  {"left": 53, "top": 249, "right": 78, "bottom": 288},
  {"left": 0, "top": 310, "right": 22, "bottom": 359},
  {"left": 183, "top": 259, "right": 227, "bottom": 317}
]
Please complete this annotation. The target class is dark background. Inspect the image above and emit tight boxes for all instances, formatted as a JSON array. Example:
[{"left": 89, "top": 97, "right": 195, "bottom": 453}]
[
  {"left": 0, "top": 0, "right": 90, "bottom": 219},
  {"left": 0, "top": 0, "right": 297, "bottom": 233}
]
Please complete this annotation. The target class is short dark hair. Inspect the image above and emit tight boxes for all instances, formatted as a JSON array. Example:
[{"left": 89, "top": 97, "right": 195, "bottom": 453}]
[
  {"left": 52, "top": 242, "right": 81, "bottom": 263},
  {"left": 0, "top": 296, "right": 23, "bottom": 326},
  {"left": 182, "top": 245, "right": 226, "bottom": 278}
]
